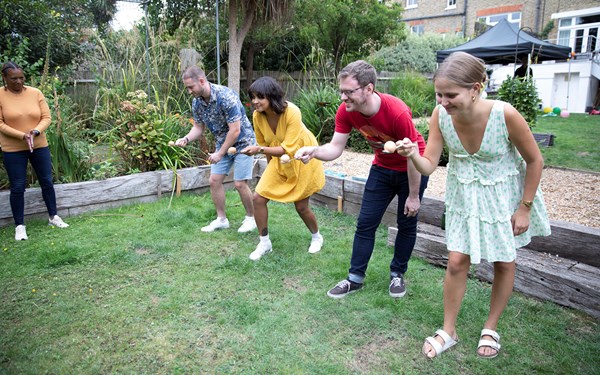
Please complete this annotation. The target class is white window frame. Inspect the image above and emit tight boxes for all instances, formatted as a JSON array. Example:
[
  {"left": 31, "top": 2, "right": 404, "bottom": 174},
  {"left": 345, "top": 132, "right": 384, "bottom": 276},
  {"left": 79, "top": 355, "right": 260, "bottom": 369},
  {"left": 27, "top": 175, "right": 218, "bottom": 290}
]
[
  {"left": 446, "top": 0, "right": 457, "bottom": 10},
  {"left": 411, "top": 24, "right": 424, "bottom": 35},
  {"left": 406, "top": 0, "right": 418, "bottom": 9},
  {"left": 478, "top": 12, "right": 521, "bottom": 27},
  {"left": 552, "top": 8, "right": 600, "bottom": 54}
]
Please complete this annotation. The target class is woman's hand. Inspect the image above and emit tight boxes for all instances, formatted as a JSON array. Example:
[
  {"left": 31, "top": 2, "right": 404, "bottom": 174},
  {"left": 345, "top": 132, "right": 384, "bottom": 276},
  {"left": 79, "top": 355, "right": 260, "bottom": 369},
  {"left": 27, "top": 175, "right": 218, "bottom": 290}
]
[
  {"left": 240, "top": 145, "right": 262, "bottom": 156},
  {"left": 511, "top": 207, "right": 531, "bottom": 236},
  {"left": 22, "top": 133, "right": 34, "bottom": 152},
  {"left": 395, "top": 138, "right": 418, "bottom": 158}
]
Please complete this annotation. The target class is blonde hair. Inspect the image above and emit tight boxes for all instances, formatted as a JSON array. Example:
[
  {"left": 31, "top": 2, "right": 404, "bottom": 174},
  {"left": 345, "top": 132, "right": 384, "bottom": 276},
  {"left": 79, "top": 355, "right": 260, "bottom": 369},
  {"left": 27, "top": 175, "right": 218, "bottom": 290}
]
[{"left": 433, "top": 52, "right": 487, "bottom": 89}]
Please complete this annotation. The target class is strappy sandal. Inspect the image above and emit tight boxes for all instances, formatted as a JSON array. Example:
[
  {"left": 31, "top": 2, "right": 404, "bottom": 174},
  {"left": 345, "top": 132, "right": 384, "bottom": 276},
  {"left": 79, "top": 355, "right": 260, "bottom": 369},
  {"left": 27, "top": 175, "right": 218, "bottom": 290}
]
[
  {"left": 477, "top": 328, "right": 501, "bottom": 359},
  {"left": 423, "top": 329, "right": 459, "bottom": 359}
]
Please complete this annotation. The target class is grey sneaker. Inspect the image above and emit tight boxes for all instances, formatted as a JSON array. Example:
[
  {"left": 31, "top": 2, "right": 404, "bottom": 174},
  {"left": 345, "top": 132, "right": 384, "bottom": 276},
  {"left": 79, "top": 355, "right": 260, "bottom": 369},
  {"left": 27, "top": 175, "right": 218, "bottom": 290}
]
[
  {"left": 327, "top": 279, "right": 363, "bottom": 299},
  {"left": 389, "top": 275, "right": 406, "bottom": 298}
]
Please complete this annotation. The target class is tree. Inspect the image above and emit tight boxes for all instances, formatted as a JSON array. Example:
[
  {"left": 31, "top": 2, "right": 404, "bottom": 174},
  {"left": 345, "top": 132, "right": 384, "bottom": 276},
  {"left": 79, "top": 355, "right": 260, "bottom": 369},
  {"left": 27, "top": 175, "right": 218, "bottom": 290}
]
[
  {"left": 294, "top": 0, "right": 405, "bottom": 72},
  {"left": 0, "top": 0, "right": 116, "bottom": 74},
  {"left": 226, "top": 0, "right": 292, "bottom": 93}
]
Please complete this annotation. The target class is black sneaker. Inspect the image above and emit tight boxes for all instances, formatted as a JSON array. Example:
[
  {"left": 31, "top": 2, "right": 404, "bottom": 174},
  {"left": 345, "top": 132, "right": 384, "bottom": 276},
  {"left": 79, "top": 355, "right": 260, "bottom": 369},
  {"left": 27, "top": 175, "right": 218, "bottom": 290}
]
[
  {"left": 327, "top": 279, "right": 363, "bottom": 299},
  {"left": 389, "top": 275, "right": 406, "bottom": 298}
]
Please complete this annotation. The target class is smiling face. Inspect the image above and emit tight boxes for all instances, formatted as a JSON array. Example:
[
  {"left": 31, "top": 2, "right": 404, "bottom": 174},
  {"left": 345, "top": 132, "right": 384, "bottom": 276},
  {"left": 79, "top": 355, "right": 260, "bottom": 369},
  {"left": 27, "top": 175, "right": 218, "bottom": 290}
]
[
  {"left": 250, "top": 93, "right": 270, "bottom": 113},
  {"left": 339, "top": 76, "right": 369, "bottom": 112},
  {"left": 3, "top": 68, "right": 25, "bottom": 93},
  {"left": 435, "top": 77, "right": 481, "bottom": 115}
]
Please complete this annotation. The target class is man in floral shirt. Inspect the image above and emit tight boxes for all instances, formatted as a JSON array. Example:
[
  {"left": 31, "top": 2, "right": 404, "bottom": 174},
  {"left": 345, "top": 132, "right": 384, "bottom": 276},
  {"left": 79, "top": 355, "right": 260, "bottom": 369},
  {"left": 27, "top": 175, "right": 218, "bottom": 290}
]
[{"left": 176, "top": 66, "right": 257, "bottom": 233}]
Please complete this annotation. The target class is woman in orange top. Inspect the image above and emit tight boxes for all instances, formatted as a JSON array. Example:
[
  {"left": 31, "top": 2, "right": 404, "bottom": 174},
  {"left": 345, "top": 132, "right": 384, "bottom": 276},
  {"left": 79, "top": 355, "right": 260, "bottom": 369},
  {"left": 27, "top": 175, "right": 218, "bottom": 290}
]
[
  {"left": 241, "top": 77, "right": 325, "bottom": 261},
  {"left": 0, "top": 62, "right": 68, "bottom": 241}
]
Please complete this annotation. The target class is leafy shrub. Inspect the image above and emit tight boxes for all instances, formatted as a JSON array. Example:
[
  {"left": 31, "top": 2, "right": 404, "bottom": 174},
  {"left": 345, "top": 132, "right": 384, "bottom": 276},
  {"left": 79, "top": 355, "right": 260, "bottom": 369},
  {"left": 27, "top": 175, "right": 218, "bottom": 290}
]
[
  {"left": 497, "top": 76, "right": 541, "bottom": 128},
  {"left": 387, "top": 72, "right": 436, "bottom": 118},
  {"left": 110, "top": 90, "right": 199, "bottom": 172},
  {"left": 370, "top": 34, "right": 467, "bottom": 74},
  {"left": 294, "top": 82, "right": 341, "bottom": 144}
]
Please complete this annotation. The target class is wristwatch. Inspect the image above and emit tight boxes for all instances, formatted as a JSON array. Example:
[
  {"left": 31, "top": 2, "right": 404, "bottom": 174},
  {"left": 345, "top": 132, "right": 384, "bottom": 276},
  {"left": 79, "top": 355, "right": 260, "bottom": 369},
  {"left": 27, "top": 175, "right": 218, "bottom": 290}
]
[
  {"left": 259, "top": 146, "right": 264, "bottom": 154},
  {"left": 32, "top": 129, "right": 40, "bottom": 136}
]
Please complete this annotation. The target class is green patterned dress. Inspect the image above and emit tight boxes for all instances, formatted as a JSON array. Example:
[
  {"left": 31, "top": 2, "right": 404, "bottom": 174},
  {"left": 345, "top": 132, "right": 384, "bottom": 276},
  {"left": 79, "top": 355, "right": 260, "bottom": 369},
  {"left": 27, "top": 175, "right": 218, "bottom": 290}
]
[{"left": 438, "top": 100, "right": 551, "bottom": 264}]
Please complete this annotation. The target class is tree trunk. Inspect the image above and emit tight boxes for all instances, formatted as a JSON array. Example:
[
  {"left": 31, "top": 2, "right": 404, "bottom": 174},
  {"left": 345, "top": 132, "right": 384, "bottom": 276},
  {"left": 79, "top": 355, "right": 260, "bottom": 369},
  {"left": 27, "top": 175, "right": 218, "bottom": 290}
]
[
  {"left": 244, "top": 43, "right": 256, "bottom": 92},
  {"left": 227, "top": 0, "right": 257, "bottom": 94}
]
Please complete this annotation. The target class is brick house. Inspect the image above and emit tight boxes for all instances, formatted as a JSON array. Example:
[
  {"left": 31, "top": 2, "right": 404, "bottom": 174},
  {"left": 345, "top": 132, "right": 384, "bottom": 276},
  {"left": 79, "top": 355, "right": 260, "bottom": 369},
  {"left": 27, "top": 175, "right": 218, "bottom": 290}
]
[
  {"left": 390, "top": 0, "right": 600, "bottom": 112},
  {"left": 394, "top": 0, "right": 599, "bottom": 54}
]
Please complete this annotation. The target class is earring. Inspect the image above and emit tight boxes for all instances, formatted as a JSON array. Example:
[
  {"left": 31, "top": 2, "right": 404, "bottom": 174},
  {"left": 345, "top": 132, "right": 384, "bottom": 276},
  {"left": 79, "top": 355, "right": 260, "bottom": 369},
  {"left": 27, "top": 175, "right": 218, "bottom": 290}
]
[{"left": 472, "top": 96, "right": 476, "bottom": 102}]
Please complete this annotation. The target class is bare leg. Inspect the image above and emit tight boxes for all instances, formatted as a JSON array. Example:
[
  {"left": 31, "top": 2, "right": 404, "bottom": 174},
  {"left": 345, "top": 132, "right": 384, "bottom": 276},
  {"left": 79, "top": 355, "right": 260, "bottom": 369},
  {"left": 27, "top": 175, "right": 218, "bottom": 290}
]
[
  {"left": 234, "top": 180, "right": 254, "bottom": 217},
  {"left": 423, "top": 251, "right": 470, "bottom": 358},
  {"left": 254, "top": 193, "right": 270, "bottom": 236},
  {"left": 478, "top": 261, "right": 515, "bottom": 357},
  {"left": 294, "top": 197, "right": 319, "bottom": 234},
  {"left": 209, "top": 174, "right": 227, "bottom": 218}
]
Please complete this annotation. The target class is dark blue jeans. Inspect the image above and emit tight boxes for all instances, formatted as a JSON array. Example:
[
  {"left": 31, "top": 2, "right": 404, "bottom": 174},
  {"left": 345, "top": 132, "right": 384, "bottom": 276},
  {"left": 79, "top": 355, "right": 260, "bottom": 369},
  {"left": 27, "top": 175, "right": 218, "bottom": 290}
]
[
  {"left": 2, "top": 147, "right": 57, "bottom": 226},
  {"left": 348, "top": 165, "right": 428, "bottom": 284}
]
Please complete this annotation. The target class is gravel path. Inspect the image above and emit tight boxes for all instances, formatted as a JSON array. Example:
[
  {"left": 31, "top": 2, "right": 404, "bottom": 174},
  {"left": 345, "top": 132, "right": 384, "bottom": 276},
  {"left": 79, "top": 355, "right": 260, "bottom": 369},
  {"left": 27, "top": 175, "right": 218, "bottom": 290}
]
[{"left": 322, "top": 151, "right": 600, "bottom": 229}]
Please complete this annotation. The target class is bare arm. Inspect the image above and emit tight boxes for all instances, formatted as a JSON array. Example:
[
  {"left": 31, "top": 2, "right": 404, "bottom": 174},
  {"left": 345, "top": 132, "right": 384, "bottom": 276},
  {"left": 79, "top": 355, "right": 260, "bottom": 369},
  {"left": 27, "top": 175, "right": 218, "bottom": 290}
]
[
  {"left": 398, "top": 107, "right": 444, "bottom": 176},
  {"left": 505, "top": 103, "right": 544, "bottom": 235},
  {"left": 175, "top": 121, "right": 205, "bottom": 146},
  {"left": 295, "top": 132, "right": 349, "bottom": 162}
]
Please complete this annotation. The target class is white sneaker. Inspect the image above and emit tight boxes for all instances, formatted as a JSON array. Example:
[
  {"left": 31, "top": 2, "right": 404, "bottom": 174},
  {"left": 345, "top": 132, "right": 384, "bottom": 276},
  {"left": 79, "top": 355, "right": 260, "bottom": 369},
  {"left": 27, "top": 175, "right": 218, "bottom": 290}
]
[
  {"left": 15, "top": 225, "right": 28, "bottom": 241},
  {"left": 237, "top": 216, "right": 257, "bottom": 233},
  {"left": 249, "top": 241, "right": 272, "bottom": 261},
  {"left": 48, "top": 215, "right": 69, "bottom": 228},
  {"left": 308, "top": 234, "right": 324, "bottom": 254},
  {"left": 201, "top": 217, "right": 229, "bottom": 232}
]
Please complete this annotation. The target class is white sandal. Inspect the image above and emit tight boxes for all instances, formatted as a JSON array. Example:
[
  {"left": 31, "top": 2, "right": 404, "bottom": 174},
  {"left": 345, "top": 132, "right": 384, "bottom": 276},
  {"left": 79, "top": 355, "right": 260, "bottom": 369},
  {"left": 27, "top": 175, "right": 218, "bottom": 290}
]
[
  {"left": 477, "top": 328, "right": 501, "bottom": 359},
  {"left": 423, "top": 329, "right": 459, "bottom": 359}
]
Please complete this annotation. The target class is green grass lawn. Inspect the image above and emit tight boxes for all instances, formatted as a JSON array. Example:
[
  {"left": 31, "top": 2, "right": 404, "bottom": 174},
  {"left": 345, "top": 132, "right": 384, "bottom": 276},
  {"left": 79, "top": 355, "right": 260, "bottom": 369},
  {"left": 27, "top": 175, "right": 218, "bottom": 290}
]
[
  {"left": 1, "top": 192, "right": 598, "bottom": 374},
  {"left": 534, "top": 113, "right": 600, "bottom": 172}
]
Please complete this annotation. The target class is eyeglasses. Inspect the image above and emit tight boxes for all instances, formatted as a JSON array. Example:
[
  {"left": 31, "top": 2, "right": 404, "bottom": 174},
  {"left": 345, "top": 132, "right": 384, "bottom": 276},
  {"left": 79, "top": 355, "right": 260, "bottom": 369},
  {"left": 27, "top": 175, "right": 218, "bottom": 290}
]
[{"left": 339, "top": 86, "right": 364, "bottom": 97}]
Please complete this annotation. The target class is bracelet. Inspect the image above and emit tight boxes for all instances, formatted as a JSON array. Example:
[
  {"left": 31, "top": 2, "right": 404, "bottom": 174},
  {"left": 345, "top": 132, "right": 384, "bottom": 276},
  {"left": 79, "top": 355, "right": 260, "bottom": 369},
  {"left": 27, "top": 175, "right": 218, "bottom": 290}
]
[
  {"left": 184, "top": 136, "right": 190, "bottom": 143},
  {"left": 520, "top": 200, "right": 533, "bottom": 209}
]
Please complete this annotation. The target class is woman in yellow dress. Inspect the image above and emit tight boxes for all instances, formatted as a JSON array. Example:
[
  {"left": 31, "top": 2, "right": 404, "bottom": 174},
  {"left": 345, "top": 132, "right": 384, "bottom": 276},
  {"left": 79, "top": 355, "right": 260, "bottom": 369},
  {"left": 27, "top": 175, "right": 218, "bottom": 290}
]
[{"left": 241, "top": 77, "right": 325, "bottom": 261}]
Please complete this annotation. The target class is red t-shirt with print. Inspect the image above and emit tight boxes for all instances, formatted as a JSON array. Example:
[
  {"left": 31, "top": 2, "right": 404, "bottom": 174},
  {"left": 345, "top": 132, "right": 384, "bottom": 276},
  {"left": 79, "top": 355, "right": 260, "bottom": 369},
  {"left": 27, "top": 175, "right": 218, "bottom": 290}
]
[{"left": 335, "top": 92, "right": 426, "bottom": 172}]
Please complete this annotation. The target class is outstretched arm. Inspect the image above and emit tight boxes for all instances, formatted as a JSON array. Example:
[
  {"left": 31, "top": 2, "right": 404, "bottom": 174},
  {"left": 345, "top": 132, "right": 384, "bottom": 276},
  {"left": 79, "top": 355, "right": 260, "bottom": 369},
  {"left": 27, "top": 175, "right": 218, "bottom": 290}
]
[
  {"left": 295, "top": 131, "right": 349, "bottom": 163},
  {"left": 397, "top": 107, "right": 444, "bottom": 176}
]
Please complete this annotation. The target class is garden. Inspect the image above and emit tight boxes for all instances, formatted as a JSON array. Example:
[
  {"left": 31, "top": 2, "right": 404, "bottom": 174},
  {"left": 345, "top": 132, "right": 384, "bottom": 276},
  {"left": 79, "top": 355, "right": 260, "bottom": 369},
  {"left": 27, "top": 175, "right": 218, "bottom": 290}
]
[{"left": 1, "top": 1, "right": 599, "bottom": 373}]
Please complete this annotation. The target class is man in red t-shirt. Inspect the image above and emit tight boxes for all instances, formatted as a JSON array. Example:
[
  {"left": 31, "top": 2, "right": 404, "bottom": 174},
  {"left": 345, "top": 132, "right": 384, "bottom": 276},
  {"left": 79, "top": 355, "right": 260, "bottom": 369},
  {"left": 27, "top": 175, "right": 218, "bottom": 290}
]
[{"left": 296, "top": 60, "right": 428, "bottom": 299}]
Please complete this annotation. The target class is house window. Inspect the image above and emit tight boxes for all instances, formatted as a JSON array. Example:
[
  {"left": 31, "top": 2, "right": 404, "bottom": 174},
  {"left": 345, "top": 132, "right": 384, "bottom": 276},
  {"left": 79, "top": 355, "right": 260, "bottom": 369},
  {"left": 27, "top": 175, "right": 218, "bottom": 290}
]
[
  {"left": 478, "top": 12, "right": 521, "bottom": 27},
  {"left": 447, "top": 0, "right": 456, "bottom": 9},
  {"left": 556, "top": 13, "right": 600, "bottom": 54},
  {"left": 411, "top": 25, "right": 424, "bottom": 35},
  {"left": 406, "top": 0, "right": 417, "bottom": 9}
]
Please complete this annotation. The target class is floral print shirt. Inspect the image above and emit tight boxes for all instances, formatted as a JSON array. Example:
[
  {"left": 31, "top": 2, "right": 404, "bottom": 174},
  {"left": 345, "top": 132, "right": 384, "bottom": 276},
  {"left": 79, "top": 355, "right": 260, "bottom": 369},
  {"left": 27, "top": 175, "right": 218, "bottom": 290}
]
[{"left": 191, "top": 83, "right": 255, "bottom": 149}]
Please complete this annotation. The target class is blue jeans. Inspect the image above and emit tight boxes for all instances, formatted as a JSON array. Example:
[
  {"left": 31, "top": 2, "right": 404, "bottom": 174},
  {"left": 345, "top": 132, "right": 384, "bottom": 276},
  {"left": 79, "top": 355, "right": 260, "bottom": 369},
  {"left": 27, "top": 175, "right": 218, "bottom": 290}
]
[
  {"left": 2, "top": 147, "right": 58, "bottom": 226},
  {"left": 348, "top": 165, "right": 428, "bottom": 284}
]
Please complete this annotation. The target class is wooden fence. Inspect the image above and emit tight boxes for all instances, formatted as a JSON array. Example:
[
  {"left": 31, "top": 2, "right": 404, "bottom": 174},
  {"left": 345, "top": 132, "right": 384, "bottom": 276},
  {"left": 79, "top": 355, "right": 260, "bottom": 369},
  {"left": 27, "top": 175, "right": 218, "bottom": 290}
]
[{"left": 1, "top": 161, "right": 598, "bottom": 318}]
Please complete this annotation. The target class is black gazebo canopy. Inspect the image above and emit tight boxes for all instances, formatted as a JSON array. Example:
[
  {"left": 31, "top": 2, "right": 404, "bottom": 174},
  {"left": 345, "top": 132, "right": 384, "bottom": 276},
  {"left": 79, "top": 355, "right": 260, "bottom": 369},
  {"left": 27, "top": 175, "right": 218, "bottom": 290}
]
[{"left": 436, "top": 19, "right": 572, "bottom": 64}]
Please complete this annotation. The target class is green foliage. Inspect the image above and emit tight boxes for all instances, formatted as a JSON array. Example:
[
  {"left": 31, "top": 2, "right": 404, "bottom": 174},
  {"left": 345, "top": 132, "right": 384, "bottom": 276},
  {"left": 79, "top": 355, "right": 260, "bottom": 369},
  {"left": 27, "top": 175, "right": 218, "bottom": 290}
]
[
  {"left": 0, "top": 1, "right": 101, "bottom": 75},
  {"left": 294, "top": 82, "right": 341, "bottom": 144},
  {"left": 110, "top": 90, "right": 198, "bottom": 172},
  {"left": 497, "top": 76, "right": 541, "bottom": 128},
  {"left": 295, "top": 0, "right": 406, "bottom": 72},
  {"left": 386, "top": 72, "right": 436, "bottom": 118},
  {"left": 371, "top": 34, "right": 467, "bottom": 74}
]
